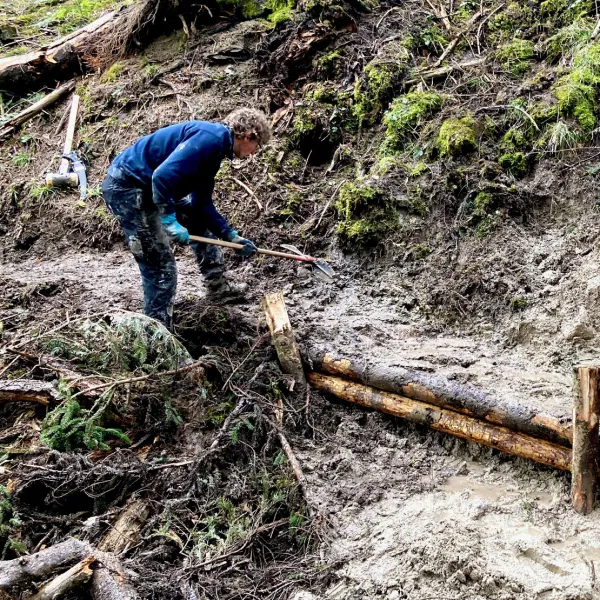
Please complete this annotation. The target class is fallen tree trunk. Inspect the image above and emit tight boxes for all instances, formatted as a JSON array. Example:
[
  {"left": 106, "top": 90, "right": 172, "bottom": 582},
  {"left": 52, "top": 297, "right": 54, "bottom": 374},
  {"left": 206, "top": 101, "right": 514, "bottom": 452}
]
[
  {"left": 98, "top": 499, "right": 149, "bottom": 554},
  {"left": 307, "top": 348, "right": 572, "bottom": 447},
  {"left": 0, "top": 379, "right": 58, "bottom": 405},
  {"left": 0, "top": 538, "right": 90, "bottom": 590},
  {"left": 92, "top": 565, "right": 139, "bottom": 600},
  {"left": 0, "top": 13, "right": 120, "bottom": 93},
  {"left": 308, "top": 372, "right": 572, "bottom": 472},
  {"left": 30, "top": 556, "right": 94, "bottom": 600},
  {"left": 0, "top": 81, "right": 75, "bottom": 140}
]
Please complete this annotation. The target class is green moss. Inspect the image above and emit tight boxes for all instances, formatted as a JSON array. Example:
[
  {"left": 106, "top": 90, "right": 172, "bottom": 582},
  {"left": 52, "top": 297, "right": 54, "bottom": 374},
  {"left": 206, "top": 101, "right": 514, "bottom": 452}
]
[
  {"left": 281, "top": 188, "right": 303, "bottom": 216},
  {"left": 541, "top": 0, "right": 592, "bottom": 21},
  {"left": 412, "top": 24, "right": 448, "bottom": 54},
  {"left": 572, "top": 43, "right": 600, "bottom": 83},
  {"left": 438, "top": 116, "right": 476, "bottom": 158},
  {"left": 545, "top": 19, "right": 594, "bottom": 63},
  {"left": 487, "top": 2, "right": 535, "bottom": 44},
  {"left": 553, "top": 76, "right": 596, "bottom": 131},
  {"left": 501, "top": 128, "right": 530, "bottom": 152},
  {"left": 499, "top": 152, "right": 527, "bottom": 178},
  {"left": 382, "top": 91, "right": 443, "bottom": 153},
  {"left": 306, "top": 83, "right": 337, "bottom": 103},
  {"left": 102, "top": 62, "right": 123, "bottom": 83},
  {"left": 510, "top": 296, "right": 528, "bottom": 310},
  {"left": 354, "top": 51, "right": 409, "bottom": 126},
  {"left": 334, "top": 182, "right": 396, "bottom": 247},
  {"left": 495, "top": 38, "right": 535, "bottom": 77},
  {"left": 266, "top": 0, "right": 296, "bottom": 24},
  {"left": 410, "top": 161, "right": 428, "bottom": 177},
  {"left": 316, "top": 50, "right": 343, "bottom": 78},
  {"left": 472, "top": 192, "right": 493, "bottom": 217},
  {"left": 528, "top": 102, "right": 560, "bottom": 126}
]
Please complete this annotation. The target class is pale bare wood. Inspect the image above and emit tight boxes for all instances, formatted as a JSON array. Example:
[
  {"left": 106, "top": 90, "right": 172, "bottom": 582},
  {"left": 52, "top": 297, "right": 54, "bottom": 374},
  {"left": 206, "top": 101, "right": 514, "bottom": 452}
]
[
  {"left": 308, "top": 372, "right": 573, "bottom": 472},
  {"left": 572, "top": 366, "right": 600, "bottom": 514},
  {"left": 98, "top": 499, "right": 149, "bottom": 554},
  {"left": 262, "top": 292, "right": 306, "bottom": 391},
  {"left": 58, "top": 94, "right": 80, "bottom": 174},
  {"left": 308, "top": 348, "right": 572, "bottom": 446},
  {"left": 30, "top": 556, "right": 94, "bottom": 600},
  {"left": 92, "top": 566, "right": 139, "bottom": 600}
]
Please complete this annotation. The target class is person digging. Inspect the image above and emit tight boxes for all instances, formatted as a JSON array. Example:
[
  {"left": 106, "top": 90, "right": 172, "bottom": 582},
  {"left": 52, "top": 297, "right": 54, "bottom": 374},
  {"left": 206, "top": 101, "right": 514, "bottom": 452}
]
[{"left": 101, "top": 108, "right": 272, "bottom": 329}]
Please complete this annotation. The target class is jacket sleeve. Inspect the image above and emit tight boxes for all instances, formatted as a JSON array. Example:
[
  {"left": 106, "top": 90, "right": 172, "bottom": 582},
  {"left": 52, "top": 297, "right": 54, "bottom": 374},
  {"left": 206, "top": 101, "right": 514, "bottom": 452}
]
[
  {"left": 151, "top": 131, "right": 222, "bottom": 215},
  {"left": 189, "top": 185, "right": 235, "bottom": 240}
]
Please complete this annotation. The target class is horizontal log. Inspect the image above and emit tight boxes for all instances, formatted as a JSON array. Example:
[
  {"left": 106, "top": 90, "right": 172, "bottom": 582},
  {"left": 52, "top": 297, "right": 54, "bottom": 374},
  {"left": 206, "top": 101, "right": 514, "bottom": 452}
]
[
  {"left": 0, "top": 12, "right": 120, "bottom": 93},
  {"left": 30, "top": 556, "right": 94, "bottom": 600},
  {"left": 0, "top": 379, "right": 59, "bottom": 405},
  {"left": 0, "top": 538, "right": 90, "bottom": 590},
  {"left": 307, "top": 347, "right": 572, "bottom": 447},
  {"left": 308, "top": 372, "right": 572, "bottom": 472}
]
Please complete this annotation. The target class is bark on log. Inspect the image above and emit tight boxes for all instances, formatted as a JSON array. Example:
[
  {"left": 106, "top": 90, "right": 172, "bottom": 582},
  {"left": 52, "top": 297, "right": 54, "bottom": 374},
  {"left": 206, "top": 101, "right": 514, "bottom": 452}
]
[
  {"left": 308, "top": 372, "right": 572, "bottom": 472},
  {"left": 572, "top": 366, "right": 600, "bottom": 514},
  {"left": 262, "top": 292, "right": 306, "bottom": 392},
  {"left": 307, "top": 348, "right": 572, "bottom": 446},
  {"left": 0, "top": 379, "right": 58, "bottom": 405},
  {"left": 30, "top": 555, "right": 94, "bottom": 600},
  {"left": 0, "top": 538, "right": 90, "bottom": 590},
  {"left": 0, "top": 12, "right": 120, "bottom": 93},
  {"left": 91, "top": 560, "right": 139, "bottom": 600},
  {"left": 0, "top": 81, "right": 75, "bottom": 140},
  {"left": 98, "top": 499, "right": 149, "bottom": 554}
]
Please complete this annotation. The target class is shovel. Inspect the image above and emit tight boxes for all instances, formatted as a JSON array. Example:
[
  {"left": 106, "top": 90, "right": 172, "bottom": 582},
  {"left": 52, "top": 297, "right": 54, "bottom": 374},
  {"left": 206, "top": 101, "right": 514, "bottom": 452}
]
[{"left": 189, "top": 235, "right": 335, "bottom": 282}]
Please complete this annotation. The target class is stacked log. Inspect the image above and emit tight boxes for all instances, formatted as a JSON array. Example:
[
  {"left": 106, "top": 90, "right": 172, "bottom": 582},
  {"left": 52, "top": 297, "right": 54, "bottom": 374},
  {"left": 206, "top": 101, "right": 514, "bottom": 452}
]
[{"left": 307, "top": 347, "right": 572, "bottom": 447}]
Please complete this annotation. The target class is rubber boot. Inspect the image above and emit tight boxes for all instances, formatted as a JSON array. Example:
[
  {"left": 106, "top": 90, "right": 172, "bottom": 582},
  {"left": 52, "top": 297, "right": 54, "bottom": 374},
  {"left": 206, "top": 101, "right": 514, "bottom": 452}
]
[{"left": 205, "top": 276, "right": 249, "bottom": 301}]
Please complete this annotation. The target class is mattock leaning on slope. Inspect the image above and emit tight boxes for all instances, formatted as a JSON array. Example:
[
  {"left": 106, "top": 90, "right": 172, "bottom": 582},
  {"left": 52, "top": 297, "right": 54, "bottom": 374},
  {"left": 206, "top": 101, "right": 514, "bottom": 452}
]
[{"left": 101, "top": 108, "right": 272, "bottom": 330}]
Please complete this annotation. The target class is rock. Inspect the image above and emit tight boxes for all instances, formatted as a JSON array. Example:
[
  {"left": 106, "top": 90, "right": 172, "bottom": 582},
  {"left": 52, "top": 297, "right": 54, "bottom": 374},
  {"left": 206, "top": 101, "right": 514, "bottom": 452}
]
[
  {"left": 292, "top": 592, "right": 322, "bottom": 600},
  {"left": 467, "top": 499, "right": 490, "bottom": 520},
  {"left": 455, "top": 569, "right": 467, "bottom": 584},
  {"left": 586, "top": 274, "right": 600, "bottom": 307},
  {"left": 562, "top": 308, "right": 595, "bottom": 341},
  {"left": 541, "top": 270, "right": 560, "bottom": 285}
]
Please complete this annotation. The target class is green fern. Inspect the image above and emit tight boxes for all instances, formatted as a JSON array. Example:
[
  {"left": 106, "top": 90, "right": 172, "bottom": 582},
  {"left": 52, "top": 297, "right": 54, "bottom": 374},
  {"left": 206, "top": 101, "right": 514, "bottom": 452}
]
[{"left": 0, "top": 486, "right": 24, "bottom": 559}]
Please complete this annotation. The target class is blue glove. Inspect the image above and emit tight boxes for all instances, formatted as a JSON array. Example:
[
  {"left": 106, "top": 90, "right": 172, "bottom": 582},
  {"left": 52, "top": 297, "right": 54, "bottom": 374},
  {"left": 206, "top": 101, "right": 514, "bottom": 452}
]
[
  {"left": 160, "top": 213, "right": 189, "bottom": 245},
  {"left": 227, "top": 230, "right": 257, "bottom": 258}
]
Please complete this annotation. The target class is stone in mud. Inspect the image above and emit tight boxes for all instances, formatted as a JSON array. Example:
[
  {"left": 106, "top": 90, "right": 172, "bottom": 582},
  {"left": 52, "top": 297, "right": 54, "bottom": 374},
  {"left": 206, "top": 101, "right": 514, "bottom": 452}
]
[
  {"left": 562, "top": 308, "right": 595, "bottom": 341},
  {"left": 585, "top": 274, "right": 600, "bottom": 306}
]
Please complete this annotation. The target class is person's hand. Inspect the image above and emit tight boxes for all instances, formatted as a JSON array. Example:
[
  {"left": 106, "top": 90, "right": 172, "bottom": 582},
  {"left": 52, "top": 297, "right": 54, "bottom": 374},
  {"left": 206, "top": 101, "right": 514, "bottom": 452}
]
[
  {"left": 160, "top": 214, "right": 190, "bottom": 245},
  {"left": 228, "top": 230, "right": 257, "bottom": 257}
]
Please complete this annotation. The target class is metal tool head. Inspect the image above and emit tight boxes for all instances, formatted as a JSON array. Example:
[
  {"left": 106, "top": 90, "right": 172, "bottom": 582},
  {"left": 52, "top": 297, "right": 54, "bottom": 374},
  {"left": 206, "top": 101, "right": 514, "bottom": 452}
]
[{"left": 280, "top": 244, "right": 335, "bottom": 283}]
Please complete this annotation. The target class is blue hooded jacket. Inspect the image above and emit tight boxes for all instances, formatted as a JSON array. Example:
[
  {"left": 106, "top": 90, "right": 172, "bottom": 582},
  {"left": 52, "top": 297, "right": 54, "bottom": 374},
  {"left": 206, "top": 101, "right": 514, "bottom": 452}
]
[{"left": 112, "top": 121, "right": 234, "bottom": 239}]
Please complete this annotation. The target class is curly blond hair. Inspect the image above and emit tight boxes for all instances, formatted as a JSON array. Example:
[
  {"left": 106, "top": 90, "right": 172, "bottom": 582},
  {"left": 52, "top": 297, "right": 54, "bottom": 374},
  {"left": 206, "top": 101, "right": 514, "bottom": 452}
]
[{"left": 223, "top": 108, "right": 272, "bottom": 147}]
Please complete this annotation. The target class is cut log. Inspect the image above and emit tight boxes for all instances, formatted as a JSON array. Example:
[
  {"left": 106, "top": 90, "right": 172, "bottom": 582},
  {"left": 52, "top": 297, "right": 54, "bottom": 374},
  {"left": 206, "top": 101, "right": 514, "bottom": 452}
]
[
  {"left": 0, "top": 12, "right": 120, "bottom": 93},
  {"left": 262, "top": 292, "right": 306, "bottom": 392},
  {"left": 0, "top": 81, "right": 75, "bottom": 140},
  {"left": 0, "top": 379, "right": 59, "bottom": 406},
  {"left": 307, "top": 348, "right": 572, "bottom": 447},
  {"left": 308, "top": 372, "right": 572, "bottom": 472},
  {"left": 30, "top": 555, "right": 94, "bottom": 600},
  {"left": 572, "top": 366, "right": 600, "bottom": 514},
  {"left": 91, "top": 554, "right": 139, "bottom": 600},
  {"left": 98, "top": 499, "right": 149, "bottom": 554},
  {"left": 0, "top": 538, "right": 90, "bottom": 590}
]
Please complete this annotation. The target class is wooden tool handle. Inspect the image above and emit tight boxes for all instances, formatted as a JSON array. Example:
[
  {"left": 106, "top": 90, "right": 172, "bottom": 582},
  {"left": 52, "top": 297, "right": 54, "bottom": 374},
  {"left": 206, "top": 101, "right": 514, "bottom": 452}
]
[
  {"left": 189, "top": 235, "right": 315, "bottom": 262},
  {"left": 59, "top": 94, "right": 80, "bottom": 175}
]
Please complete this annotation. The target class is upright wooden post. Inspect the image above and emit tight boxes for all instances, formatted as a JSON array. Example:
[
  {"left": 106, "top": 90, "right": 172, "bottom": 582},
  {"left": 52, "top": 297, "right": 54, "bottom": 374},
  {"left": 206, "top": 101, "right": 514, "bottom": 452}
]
[
  {"left": 572, "top": 365, "right": 600, "bottom": 514},
  {"left": 261, "top": 292, "right": 306, "bottom": 393}
]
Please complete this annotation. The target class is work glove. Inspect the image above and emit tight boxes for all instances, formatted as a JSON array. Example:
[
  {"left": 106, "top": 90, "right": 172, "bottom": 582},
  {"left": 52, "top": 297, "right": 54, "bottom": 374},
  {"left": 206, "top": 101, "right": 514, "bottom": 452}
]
[
  {"left": 227, "top": 230, "right": 257, "bottom": 258},
  {"left": 160, "top": 213, "right": 190, "bottom": 245}
]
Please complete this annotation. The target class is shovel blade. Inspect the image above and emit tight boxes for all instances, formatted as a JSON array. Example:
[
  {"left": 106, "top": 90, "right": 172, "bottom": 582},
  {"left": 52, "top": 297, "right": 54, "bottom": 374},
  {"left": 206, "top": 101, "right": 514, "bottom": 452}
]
[{"left": 312, "top": 260, "right": 335, "bottom": 282}]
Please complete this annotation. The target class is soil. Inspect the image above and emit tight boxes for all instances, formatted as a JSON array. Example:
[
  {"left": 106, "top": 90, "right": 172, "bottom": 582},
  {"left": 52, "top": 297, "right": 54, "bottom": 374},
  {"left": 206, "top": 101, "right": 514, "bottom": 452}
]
[{"left": 4, "top": 1, "right": 600, "bottom": 599}]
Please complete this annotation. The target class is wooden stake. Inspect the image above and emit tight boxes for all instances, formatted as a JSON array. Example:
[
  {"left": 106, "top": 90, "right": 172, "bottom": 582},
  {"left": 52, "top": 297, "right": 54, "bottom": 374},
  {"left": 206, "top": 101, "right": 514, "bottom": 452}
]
[
  {"left": 572, "top": 366, "right": 600, "bottom": 514},
  {"left": 262, "top": 292, "right": 306, "bottom": 392},
  {"left": 308, "top": 372, "right": 572, "bottom": 472}
]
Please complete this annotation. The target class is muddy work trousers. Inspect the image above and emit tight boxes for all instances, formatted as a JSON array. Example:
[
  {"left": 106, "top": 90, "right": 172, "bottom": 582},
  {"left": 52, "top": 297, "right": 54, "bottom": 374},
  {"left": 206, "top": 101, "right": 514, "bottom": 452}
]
[{"left": 102, "top": 167, "right": 224, "bottom": 329}]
